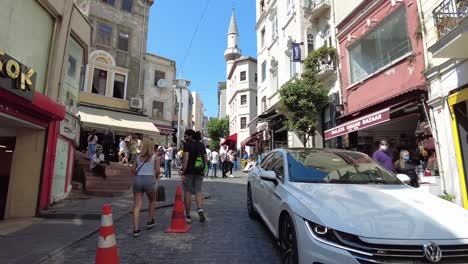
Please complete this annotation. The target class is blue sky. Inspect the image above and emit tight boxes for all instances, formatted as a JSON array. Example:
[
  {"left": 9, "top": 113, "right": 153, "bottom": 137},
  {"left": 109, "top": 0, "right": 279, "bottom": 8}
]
[{"left": 147, "top": 0, "right": 257, "bottom": 118}]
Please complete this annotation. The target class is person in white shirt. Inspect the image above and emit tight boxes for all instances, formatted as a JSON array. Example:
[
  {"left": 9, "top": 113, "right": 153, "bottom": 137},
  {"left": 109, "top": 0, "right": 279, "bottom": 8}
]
[
  {"left": 163, "top": 143, "right": 174, "bottom": 178},
  {"left": 205, "top": 146, "right": 212, "bottom": 177},
  {"left": 219, "top": 145, "right": 229, "bottom": 178},
  {"left": 210, "top": 149, "right": 219, "bottom": 179},
  {"left": 90, "top": 147, "right": 107, "bottom": 178}
]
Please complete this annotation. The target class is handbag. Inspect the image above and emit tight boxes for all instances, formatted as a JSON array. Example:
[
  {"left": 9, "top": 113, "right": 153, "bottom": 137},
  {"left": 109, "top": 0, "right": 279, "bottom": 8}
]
[{"left": 156, "top": 185, "right": 166, "bottom": 202}]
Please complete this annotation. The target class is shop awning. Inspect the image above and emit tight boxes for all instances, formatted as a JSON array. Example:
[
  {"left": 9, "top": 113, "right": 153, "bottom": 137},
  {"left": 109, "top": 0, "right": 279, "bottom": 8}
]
[
  {"left": 324, "top": 108, "right": 391, "bottom": 140},
  {"left": 78, "top": 106, "right": 159, "bottom": 137},
  {"left": 220, "top": 133, "right": 237, "bottom": 146},
  {"left": 241, "top": 130, "right": 264, "bottom": 148},
  {"left": 154, "top": 123, "right": 175, "bottom": 135}
]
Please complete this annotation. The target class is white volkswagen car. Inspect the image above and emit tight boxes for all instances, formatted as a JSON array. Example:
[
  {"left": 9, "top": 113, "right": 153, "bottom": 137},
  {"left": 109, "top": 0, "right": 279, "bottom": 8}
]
[{"left": 247, "top": 148, "right": 468, "bottom": 264}]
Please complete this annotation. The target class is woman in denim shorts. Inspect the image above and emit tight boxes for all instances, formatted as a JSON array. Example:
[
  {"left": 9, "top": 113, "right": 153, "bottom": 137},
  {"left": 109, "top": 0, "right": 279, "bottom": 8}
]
[{"left": 131, "top": 138, "right": 160, "bottom": 237}]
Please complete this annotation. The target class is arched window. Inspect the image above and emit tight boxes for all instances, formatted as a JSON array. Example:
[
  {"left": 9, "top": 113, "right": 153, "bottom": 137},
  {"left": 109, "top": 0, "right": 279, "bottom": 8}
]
[{"left": 307, "top": 31, "right": 314, "bottom": 55}]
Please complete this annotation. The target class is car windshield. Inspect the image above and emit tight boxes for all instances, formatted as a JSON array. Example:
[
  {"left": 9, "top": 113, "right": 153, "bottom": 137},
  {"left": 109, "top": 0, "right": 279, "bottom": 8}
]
[{"left": 287, "top": 150, "right": 402, "bottom": 184}]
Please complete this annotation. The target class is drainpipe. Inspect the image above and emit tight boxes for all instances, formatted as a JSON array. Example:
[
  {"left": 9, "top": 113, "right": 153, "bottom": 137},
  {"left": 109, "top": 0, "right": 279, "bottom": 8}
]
[{"left": 138, "top": 0, "right": 148, "bottom": 111}]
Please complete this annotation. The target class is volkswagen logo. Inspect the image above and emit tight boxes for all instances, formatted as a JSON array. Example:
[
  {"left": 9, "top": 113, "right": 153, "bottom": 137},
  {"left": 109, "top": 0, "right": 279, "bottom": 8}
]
[{"left": 423, "top": 242, "right": 442, "bottom": 263}]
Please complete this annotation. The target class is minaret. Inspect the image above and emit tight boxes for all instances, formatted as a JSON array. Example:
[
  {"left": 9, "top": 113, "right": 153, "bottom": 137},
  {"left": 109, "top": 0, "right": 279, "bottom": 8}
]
[{"left": 224, "top": 9, "right": 242, "bottom": 77}]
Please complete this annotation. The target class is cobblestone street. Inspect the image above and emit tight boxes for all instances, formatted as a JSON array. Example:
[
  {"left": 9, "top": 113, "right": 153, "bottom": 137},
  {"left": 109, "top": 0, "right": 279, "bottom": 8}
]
[{"left": 44, "top": 177, "right": 281, "bottom": 264}]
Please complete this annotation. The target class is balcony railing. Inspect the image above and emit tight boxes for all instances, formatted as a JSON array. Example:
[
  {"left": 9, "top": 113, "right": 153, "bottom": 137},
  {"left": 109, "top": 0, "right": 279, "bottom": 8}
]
[
  {"left": 433, "top": 0, "right": 468, "bottom": 38},
  {"left": 304, "top": 0, "right": 331, "bottom": 20}
]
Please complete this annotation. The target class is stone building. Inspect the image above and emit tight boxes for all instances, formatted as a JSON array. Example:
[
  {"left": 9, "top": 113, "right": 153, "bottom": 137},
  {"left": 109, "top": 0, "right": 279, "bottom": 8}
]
[
  {"left": 78, "top": 0, "right": 159, "bottom": 145},
  {"left": 191, "top": 92, "right": 205, "bottom": 133},
  {"left": 144, "top": 53, "right": 176, "bottom": 146},
  {"left": 218, "top": 82, "right": 227, "bottom": 118}
]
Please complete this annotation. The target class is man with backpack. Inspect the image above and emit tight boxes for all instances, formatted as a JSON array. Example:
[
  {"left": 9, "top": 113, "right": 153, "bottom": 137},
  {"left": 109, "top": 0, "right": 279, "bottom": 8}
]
[{"left": 180, "top": 129, "right": 207, "bottom": 223}]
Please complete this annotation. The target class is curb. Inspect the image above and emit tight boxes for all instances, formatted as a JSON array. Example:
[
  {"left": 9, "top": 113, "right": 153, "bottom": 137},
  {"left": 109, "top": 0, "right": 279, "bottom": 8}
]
[{"left": 36, "top": 202, "right": 174, "bottom": 264}]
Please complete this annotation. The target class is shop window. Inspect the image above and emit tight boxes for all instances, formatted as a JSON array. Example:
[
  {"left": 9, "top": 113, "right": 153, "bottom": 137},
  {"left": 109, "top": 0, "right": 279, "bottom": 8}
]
[
  {"left": 240, "top": 117, "right": 247, "bottom": 129},
  {"left": 240, "top": 71, "right": 247, "bottom": 81},
  {"left": 153, "top": 101, "right": 164, "bottom": 119},
  {"left": 0, "top": 0, "right": 53, "bottom": 93},
  {"left": 113, "top": 73, "right": 126, "bottom": 99},
  {"left": 349, "top": 7, "right": 411, "bottom": 84},
  {"left": 98, "top": 24, "right": 113, "bottom": 46},
  {"left": 102, "top": 0, "right": 115, "bottom": 6},
  {"left": 241, "top": 95, "right": 247, "bottom": 105},
  {"left": 118, "top": 32, "right": 129, "bottom": 51},
  {"left": 92, "top": 68, "right": 107, "bottom": 95},
  {"left": 154, "top": 70, "right": 166, "bottom": 86},
  {"left": 121, "top": 0, "right": 132, "bottom": 12}
]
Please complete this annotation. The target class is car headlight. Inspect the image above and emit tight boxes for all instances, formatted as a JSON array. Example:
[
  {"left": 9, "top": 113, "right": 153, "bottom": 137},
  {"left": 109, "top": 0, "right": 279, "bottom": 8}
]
[{"left": 304, "top": 220, "right": 373, "bottom": 257}]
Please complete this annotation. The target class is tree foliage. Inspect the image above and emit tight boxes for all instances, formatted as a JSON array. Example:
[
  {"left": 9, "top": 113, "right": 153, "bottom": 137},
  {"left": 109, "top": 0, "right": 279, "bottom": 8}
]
[
  {"left": 207, "top": 117, "right": 229, "bottom": 149},
  {"left": 279, "top": 48, "right": 335, "bottom": 147}
]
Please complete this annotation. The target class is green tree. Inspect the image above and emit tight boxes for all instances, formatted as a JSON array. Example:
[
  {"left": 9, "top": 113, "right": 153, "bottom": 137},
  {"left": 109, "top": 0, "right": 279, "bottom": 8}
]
[
  {"left": 207, "top": 117, "right": 229, "bottom": 149},
  {"left": 279, "top": 47, "right": 334, "bottom": 147}
]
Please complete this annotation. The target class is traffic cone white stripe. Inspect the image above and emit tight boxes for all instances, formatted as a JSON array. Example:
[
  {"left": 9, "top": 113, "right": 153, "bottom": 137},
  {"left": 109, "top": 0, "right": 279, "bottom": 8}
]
[
  {"left": 98, "top": 234, "right": 117, "bottom": 249},
  {"left": 101, "top": 214, "right": 113, "bottom": 227}
]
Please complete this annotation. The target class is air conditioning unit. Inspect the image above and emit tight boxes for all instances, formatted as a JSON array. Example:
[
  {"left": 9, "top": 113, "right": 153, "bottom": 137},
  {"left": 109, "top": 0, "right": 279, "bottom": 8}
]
[{"left": 130, "top": 97, "right": 143, "bottom": 109}]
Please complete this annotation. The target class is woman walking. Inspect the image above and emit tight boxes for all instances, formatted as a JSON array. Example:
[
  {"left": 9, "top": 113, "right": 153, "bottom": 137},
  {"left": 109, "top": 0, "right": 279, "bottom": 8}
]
[
  {"left": 87, "top": 130, "right": 98, "bottom": 159},
  {"left": 131, "top": 138, "right": 161, "bottom": 237}
]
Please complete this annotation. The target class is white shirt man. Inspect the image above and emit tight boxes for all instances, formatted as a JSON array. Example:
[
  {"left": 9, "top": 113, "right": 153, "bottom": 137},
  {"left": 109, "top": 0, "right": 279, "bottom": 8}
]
[
  {"left": 206, "top": 147, "right": 212, "bottom": 162},
  {"left": 90, "top": 152, "right": 105, "bottom": 170},
  {"left": 211, "top": 151, "right": 219, "bottom": 164},
  {"left": 164, "top": 145, "right": 174, "bottom": 161}
]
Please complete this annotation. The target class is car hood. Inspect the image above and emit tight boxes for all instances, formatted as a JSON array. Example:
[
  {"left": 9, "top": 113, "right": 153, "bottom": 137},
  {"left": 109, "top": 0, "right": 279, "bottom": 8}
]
[{"left": 288, "top": 183, "right": 468, "bottom": 240}]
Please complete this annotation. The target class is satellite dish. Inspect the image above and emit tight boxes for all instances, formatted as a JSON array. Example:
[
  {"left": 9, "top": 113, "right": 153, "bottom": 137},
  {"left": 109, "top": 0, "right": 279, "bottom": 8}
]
[{"left": 157, "top": 79, "right": 167, "bottom": 88}]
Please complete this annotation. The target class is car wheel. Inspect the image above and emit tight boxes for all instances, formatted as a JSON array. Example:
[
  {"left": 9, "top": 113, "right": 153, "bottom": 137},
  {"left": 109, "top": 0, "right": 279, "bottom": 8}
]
[
  {"left": 279, "top": 214, "right": 299, "bottom": 264},
  {"left": 247, "top": 184, "right": 258, "bottom": 219}
]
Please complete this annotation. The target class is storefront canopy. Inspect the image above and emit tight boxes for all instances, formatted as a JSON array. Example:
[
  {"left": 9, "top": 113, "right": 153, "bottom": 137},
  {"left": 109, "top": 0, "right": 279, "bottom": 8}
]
[
  {"left": 241, "top": 130, "right": 264, "bottom": 148},
  {"left": 324, "top": 108, "right": 391, "bottom": 140},
  {"left": 154, "top": 123, "right": 175, "bottom": 135},
  {"left": 220, "top": 133, "right": 237, "bottom": 146},
  {"left": 78, "top": 106, "right": 159, "bottom": 137}
]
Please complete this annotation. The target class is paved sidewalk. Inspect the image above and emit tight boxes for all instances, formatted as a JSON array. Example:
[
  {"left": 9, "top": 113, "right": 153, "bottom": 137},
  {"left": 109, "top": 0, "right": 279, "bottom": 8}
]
[{"left": 0, "top": 179, "right": 179, "bottom": 264}]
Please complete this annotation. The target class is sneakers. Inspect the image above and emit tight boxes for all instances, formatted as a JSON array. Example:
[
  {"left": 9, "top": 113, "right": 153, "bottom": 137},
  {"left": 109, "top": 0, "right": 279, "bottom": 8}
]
[
  {"left": 229, "top": 174, "right": 234, "bottom": 178},
  {"left": 186, "top": 215, "right": 192, "bottom": 224},
  {"left": 146, "top": 219, "right": 155, "bottom": 229},
  {"left": 198, "top": 208, "right": 206, "bottom": 223},
  {"left": 133, "top": 229, "right": 141, "bottom": 237}
]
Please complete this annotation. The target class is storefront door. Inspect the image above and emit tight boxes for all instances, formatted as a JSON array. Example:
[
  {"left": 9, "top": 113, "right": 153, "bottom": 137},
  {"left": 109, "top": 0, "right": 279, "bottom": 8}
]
[{"left": 0, "top": 136, "right": 15, "bottom": 219}]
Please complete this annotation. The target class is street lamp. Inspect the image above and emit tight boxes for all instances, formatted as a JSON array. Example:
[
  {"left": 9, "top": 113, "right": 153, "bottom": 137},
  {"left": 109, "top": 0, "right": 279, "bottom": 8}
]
[{"left": 174, "top": 79, "right": 191, "bottom": 150}]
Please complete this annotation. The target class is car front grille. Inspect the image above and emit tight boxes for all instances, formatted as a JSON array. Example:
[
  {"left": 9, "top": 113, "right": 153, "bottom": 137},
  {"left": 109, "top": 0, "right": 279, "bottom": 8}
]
[{"left": 333, "top": 231, "right": 468, "bottom": 264}]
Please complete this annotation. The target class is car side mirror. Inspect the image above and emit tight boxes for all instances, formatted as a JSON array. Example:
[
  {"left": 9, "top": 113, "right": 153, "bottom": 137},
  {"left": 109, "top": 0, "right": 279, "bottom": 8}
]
[
  {"left": 261, "top": 170, "right": 278, "bottom": 185},
  {"left": 396, "top": 174, "right": 411, "bottom": 184}
]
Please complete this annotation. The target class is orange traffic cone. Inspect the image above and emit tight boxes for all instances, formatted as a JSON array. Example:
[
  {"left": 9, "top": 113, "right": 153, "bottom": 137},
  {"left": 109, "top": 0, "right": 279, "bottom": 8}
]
[
  {"left": 96, "top": 204, "right": 119, "bottom": 264},
  {"left": 165, "top": 184, "right": 192, "bottom": 233}
]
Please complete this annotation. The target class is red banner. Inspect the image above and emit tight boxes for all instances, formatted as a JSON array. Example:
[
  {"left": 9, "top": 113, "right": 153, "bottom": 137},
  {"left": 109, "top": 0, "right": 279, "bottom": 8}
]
[{"left": 324, "top": 108, "right": 391, "bottom": 140}]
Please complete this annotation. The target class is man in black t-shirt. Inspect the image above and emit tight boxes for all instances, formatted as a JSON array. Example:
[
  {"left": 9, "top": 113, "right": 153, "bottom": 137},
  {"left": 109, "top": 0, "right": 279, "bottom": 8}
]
[{"left": 180, "top": 129, "right": 207, "bottom": 223}]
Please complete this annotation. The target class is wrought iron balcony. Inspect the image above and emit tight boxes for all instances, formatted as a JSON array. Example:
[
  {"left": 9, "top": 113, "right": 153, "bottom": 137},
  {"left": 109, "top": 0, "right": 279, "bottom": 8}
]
[
  {"left": 433, "top": 0, "right": 468, "bottom": 38},
  {"left": 304, "top": 0, "right": 331, "bottom": 21}
]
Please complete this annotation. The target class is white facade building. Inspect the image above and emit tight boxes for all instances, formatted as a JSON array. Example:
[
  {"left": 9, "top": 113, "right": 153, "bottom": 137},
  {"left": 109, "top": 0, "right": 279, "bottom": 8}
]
[
  {"left": 191, "top": 91, "right": 205, "bottom": 133},
  {"left": 175, "top": 87, "right": 193, "bottom": 137},
  {"left": 143, "top": 53, "right": 176, "bottom": 145},
  {"left": 224, "top": 10, "right": 258, "bottom": 149},
  {"left": 254, "top": 0, "right": 340, "bottom": 149},
  {"left": 420, "top": 0, "right": 468, "bottom": 208}
]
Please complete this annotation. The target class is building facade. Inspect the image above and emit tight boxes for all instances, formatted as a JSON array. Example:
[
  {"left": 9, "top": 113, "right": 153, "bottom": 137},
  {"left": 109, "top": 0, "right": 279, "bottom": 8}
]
[
  {"left": 0, "top": 0, "right": 92, "bottom": 218},
  {"left": 224, "top": 11, "right": 258, "bottom": 149},
  {"left": 421, "top": 0, "right": 468, "bottom": 207},
  {"left": 191, "top": 92, "right": 205, "bottom": 133},
  {"left": 144, "top": 53, "right": 176, "bottom": 146},
  {"left": 326, "top": 0, "right": 436, "bottom": 190},
  {"left": 78, "top": 0, "right": 159, "bottom": 149}
]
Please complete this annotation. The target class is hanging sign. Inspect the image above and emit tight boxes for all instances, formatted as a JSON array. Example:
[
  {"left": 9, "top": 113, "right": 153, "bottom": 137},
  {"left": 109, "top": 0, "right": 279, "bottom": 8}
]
[
  {"left": 0, "top": 49, "right": 36, "bottom": 101},
  {"left": 292, "top": 43, "right": 302, "bottom": 62}
]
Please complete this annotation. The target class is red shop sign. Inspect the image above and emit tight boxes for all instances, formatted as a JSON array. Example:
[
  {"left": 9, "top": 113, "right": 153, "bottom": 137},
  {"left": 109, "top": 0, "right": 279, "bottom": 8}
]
[{"left": 324, "top": 108, "right": 391, "bottom": 140}]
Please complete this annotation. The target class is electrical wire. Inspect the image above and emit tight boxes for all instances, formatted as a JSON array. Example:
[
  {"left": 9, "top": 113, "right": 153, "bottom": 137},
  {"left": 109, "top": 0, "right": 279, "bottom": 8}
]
[{"left": 178, "top": 0, "right": 212, "bottom": 76}]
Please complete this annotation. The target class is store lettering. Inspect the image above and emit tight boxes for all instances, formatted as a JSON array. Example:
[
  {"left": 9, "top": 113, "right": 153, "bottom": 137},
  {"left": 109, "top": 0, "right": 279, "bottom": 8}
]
[
  {"left": 0, "top": 49, "right": 36, "bottom": 101},
  {"left": 362, "top": 113, "right": 382, "bottom": 125}
]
